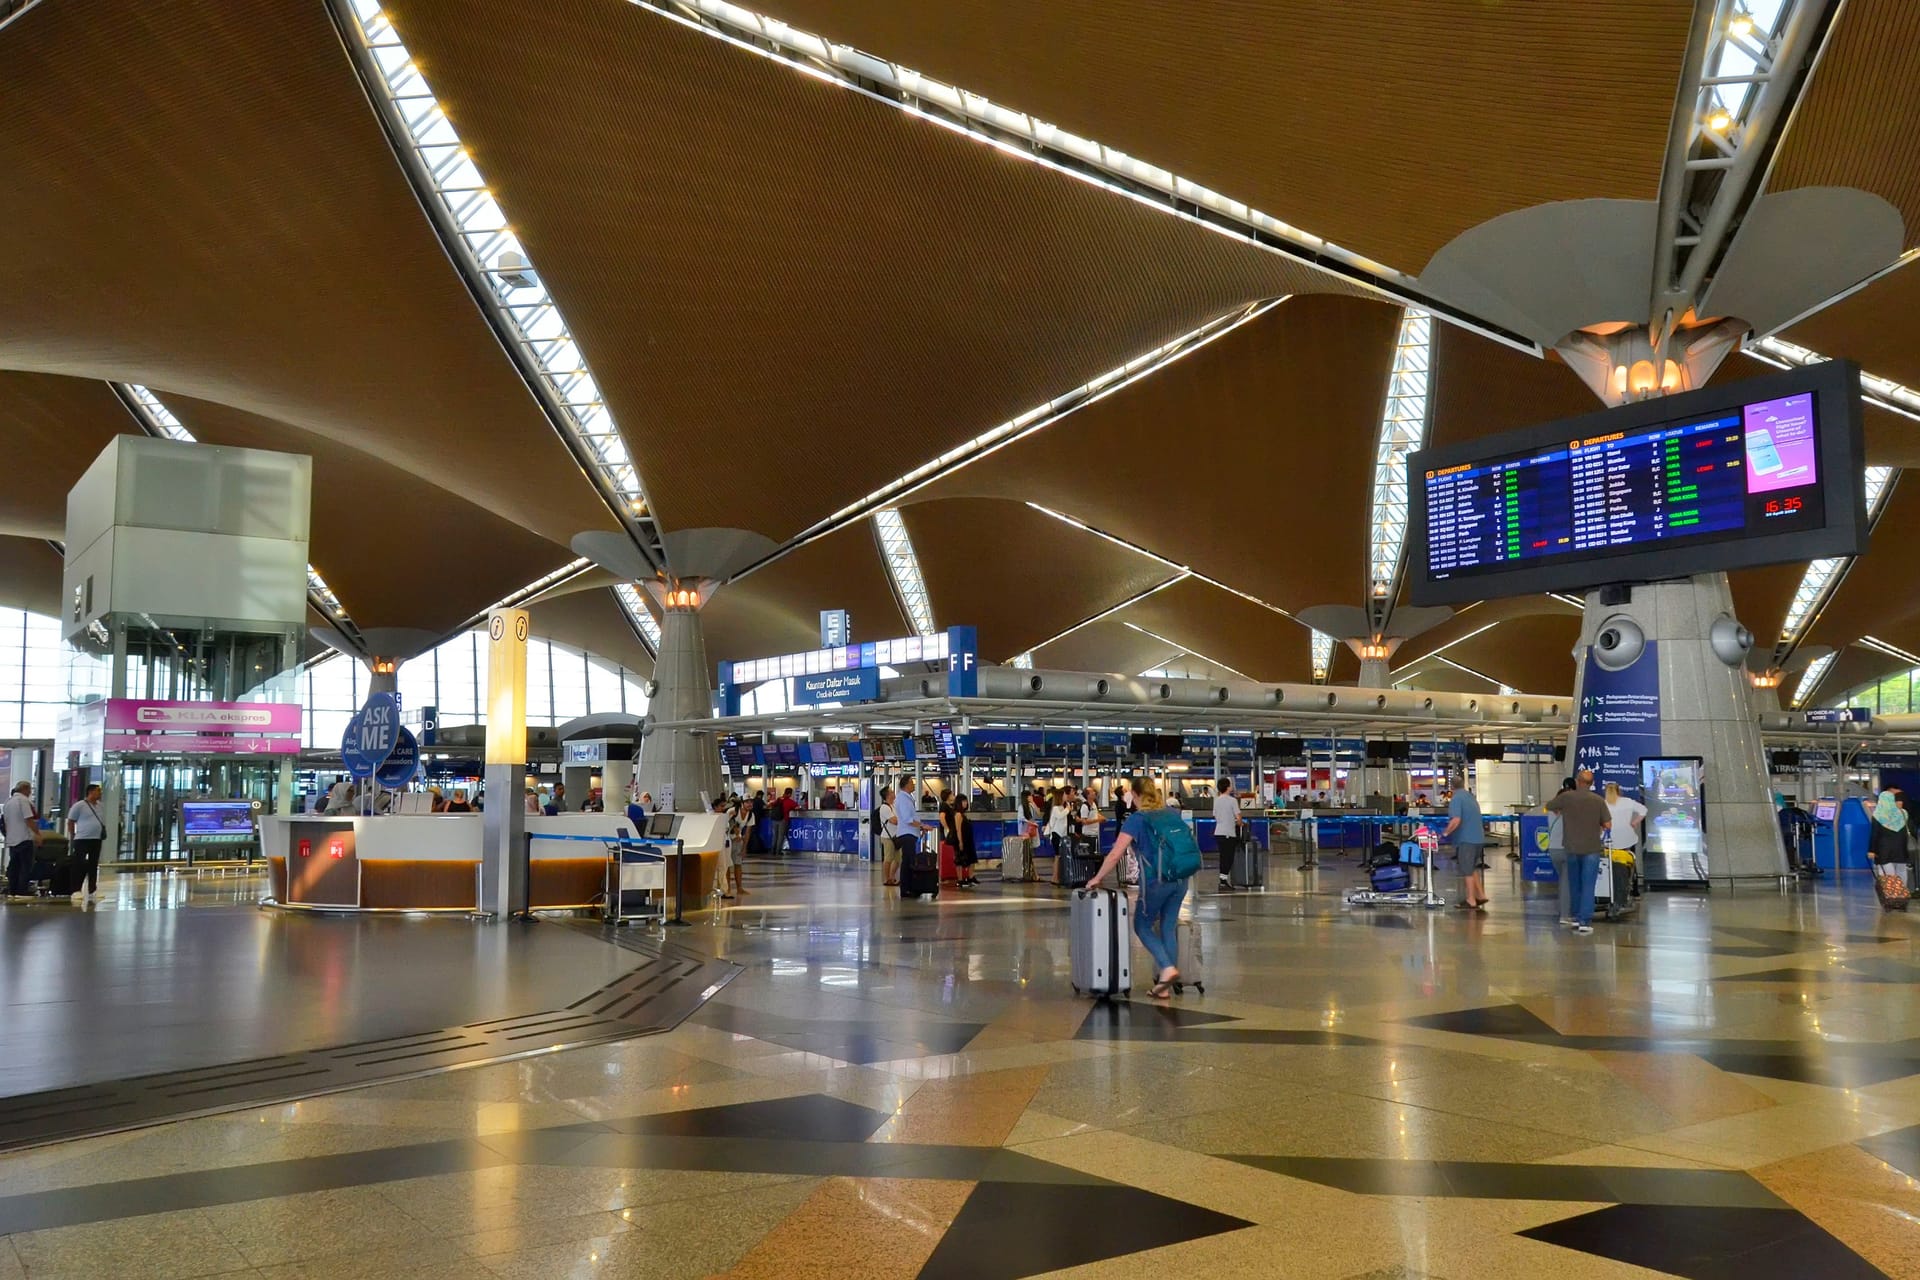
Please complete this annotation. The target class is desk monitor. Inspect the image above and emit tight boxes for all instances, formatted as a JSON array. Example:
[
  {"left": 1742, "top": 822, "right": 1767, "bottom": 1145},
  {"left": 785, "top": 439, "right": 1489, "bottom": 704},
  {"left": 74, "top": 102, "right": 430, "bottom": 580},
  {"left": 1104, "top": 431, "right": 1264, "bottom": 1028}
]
[{"left": 646, "top": 812, "right": 676, "bottom": 839}]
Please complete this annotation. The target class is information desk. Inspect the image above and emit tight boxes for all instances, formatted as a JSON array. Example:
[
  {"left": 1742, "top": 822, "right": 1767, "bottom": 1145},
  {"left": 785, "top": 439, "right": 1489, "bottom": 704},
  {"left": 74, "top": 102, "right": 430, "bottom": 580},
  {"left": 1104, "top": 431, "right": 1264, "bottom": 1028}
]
[{"left": 262, "top": 813, "right": 725, "bottom": 912}]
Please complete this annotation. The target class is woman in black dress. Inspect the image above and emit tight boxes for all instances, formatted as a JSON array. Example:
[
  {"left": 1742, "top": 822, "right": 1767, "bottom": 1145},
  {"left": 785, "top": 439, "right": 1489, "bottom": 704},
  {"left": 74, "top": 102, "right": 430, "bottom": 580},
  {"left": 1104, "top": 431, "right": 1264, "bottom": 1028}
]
[{"left": 946, "top": 794, "right": 980, "bottom": 888}]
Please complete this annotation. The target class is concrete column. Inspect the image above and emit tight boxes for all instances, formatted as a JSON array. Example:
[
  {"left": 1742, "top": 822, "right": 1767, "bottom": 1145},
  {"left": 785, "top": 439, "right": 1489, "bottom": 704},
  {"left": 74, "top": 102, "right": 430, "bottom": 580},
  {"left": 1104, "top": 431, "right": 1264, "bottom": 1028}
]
[
  {"left": 1357, "top": 657, "right": 1390, "bottom": 689},
  {"left": 602, "top": 757, "right": 634, "bottom": 808},
  {"left": 635, "top": 602, "right": 723, "bottom": 812},
  {"left": 1569, "top": 575, "right": 1784, "bottom": 880}
]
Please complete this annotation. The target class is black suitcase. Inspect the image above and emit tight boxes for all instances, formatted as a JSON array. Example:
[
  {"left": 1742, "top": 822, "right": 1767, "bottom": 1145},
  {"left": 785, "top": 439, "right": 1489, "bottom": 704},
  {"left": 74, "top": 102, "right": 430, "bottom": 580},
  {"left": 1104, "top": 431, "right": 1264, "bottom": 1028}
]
[
  {"left": 1063, "top": 852, "right": 1102, "bottom": 889},
  {"left": 1229, "top": 837, "right": 1266, "bottom": 888},
  {"left": 900, "top": 863, "right": 940, "bottom": 900}
]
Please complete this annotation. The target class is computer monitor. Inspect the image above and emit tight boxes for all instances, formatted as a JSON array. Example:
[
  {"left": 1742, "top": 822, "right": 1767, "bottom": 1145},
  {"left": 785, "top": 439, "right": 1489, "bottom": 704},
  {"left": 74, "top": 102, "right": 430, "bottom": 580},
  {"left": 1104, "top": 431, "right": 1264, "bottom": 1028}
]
[
  {"left": 1813, "top": 801, "right": 1837, "bottom": 822},
  {"left": 646, "top": 812, "right": 676, "bottom": 839}
]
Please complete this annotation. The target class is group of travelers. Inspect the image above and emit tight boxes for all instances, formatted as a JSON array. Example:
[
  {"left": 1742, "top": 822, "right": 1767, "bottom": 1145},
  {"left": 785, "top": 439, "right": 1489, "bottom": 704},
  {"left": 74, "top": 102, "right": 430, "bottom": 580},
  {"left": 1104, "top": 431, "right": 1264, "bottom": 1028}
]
[
  {"left": 1539, "top": 769, "right": 1645, "bottom": 934},
  {"left": 875, "top": 783, "right": 982, "bottom": 888}
]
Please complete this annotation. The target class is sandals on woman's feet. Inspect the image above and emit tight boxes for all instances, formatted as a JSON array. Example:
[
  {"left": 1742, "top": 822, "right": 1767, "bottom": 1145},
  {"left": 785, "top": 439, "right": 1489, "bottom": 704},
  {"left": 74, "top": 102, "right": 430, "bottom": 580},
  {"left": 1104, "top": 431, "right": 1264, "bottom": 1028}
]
[{"left": 1149, "top": 981, "right": 1175, "bottom": 1000}]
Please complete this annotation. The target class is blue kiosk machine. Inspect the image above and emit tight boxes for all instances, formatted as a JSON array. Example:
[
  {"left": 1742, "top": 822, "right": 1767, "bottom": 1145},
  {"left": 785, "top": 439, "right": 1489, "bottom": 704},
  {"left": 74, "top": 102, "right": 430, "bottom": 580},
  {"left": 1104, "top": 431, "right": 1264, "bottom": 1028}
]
[{"left": 1811, "top": 797, "right": 1872, "bottom": 871}]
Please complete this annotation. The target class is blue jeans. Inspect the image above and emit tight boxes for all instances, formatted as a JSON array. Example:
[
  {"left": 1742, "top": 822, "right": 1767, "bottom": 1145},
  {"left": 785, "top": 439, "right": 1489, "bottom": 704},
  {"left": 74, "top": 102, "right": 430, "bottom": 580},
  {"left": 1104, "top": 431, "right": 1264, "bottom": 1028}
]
[
  {"left": 1567, "top": 853, "right": 1600, "bottom": 926},
  {"left": 1134, "top": 877, "right": 1187, "bottom": 976}
]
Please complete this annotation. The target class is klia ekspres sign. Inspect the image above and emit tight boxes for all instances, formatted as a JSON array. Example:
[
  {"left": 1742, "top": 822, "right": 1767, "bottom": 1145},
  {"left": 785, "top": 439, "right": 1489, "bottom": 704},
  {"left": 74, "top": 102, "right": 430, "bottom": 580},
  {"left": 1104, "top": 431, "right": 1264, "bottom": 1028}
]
[{"left": 103, "top": 699, "right": 303, "bottom": 734}]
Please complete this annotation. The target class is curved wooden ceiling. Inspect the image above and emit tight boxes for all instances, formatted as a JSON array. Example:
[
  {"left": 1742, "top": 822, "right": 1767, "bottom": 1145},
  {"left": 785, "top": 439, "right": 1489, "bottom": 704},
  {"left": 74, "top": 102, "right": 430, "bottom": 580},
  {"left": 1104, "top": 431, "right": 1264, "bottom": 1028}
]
[
  {"left": 1032, "top": 617, "right": 1181, "bottom": 678},
  {"left": 0, "top": 538, "right": 63, "bottom": 618},
  {"left": 916, "top": 295, "right": 1402, "bottom": 615},
  {"left": 1782, "top": 262, "right": 1920, "bottom": 396},
  {"left": 699, "top": 524, "right": 905, "bottom": 669},
  {"left": 1806, "top": 471, "right": 1920, "bottom": 656},
  {"left": 1111, "top": 576, "right": 1314, "bottom": 683},
  {"left": 899, "top": 498, "right": 1174, "bottom": 663},
  {"left": 0, "top": 373, "right": 138, "bottom": 539},
  {"left": 1766, "top": 0, "right": 1920, "bottom": 250},
  {"left": 747, "top": 0, "right": 1694, "bottom": 274},
  {"left": 0, "top": 0, "right": 610, "bottom": 547},
  {"left": 528, "top": 589, "right": 654, "bottom": 678},
  {"left": 381, "top": 0, "right": 1369, "bottom": 541},
  {"left": 164, "top": 395, "right": 571, "bottom": 636}
]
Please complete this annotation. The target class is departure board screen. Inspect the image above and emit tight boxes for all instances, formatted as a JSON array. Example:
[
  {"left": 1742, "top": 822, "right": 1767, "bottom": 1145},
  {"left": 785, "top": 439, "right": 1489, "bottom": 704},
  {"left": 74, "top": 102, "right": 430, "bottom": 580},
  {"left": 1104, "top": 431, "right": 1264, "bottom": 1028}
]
[{"left": 1407, "top": 361, "right": 1866, "bottom": 605}]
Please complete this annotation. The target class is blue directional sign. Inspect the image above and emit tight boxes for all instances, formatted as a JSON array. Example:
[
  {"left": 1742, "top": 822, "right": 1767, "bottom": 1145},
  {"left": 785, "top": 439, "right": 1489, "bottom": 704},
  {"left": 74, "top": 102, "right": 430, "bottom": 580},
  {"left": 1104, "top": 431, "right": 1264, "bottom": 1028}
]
[
  {"left": 341, "top": 691, "right": 400, "bottom": 779},
  {"left": 791, "top": 666, "right": 878, "bottom": 707},
  {"left": 1804, "top": 707, "right": 1871, "bottom": 725},
  {"left": 374, "top": 726, "right": 420, "bottom": 788}
]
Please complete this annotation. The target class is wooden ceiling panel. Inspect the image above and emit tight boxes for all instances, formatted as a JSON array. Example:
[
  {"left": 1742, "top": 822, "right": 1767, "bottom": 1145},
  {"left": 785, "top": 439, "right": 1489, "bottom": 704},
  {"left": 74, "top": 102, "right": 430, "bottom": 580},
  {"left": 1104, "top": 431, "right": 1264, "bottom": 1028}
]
[
  {"left": 1443, "top": 613, "right": 1583, "bottom": 696},
  {"left": 1113, "top": 577, "right": 1315, "bottom": 683},
  {"left": 1806, "top": 644, "right": 1903, "bottom": 708},
  {"left": 166, "top": 396, "right": 570, "bottom": 635},
  {"left": 1767, "top": 0, "right": 1920, "bottom": 249},
  {"left": 747, "top": 0, "right": 1693, "bottom": 273},
  {"left": 1390, "top": 598, "right": 1581, "bottom": 674},
  {"left": 0, "top": 538, "right": 63, "bottom": 618},
  {"left": 1782, "top": 262, "right": 1920, "bottom": 396},
  {"left": 0, "top": 1, "right": 609, "bottom": 546},
  {"left": 0, "top": 373, "right": 138, "bottom": 539},
  {"left": 382, "top": 0, "right": 1364, "bottom": 539},
  {"left": 1806, "top": 472, "right": 1920, "bottom": 654},
  {"left": 529, "top": 588, "right": 653, "bottom": 678},
  {"left": 1427, "top": 325, "right": 1597, "bottom": 450},
  {"left": 1032, "top": 617, "right": 1181, "bottom": 678},
  {"left": 701, "top": 525, "right": 906, "bottom": 669},
  {"left": 900, "top": 498, "right": 1174, "bottom": 663},
  {"left": 920, "top": 295, "right": 1402, "bottom": 615}
]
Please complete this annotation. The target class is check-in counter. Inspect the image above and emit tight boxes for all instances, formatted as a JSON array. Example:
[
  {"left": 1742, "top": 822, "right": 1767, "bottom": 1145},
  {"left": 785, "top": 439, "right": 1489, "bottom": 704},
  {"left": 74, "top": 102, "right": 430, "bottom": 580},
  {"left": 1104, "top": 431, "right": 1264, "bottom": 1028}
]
[{"left": 262, "top": 812, "right": 726, "bottom": 912}]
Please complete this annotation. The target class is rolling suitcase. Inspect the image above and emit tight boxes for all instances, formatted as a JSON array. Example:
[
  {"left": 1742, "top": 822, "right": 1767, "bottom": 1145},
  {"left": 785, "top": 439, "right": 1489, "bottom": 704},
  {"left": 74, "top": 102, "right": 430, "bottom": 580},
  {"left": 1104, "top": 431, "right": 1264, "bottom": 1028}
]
[
  {"left": 1229, "top": 835, "right": 1266, "bottom": 888},
  {"left": 1369, "top": 862, "right": 1412, "bottom": 893},
  {"left": 1170, "top": 894, "right": 1205, "bottom": 995},
  {"left": 1000, "top": 836, "right": 1035, "bottom": 881},
  {"left": 1064, "top": 850, "right": 1102, "bottom": 889},
  {"left": 939, "top": 841, "right": 958, "bottom": 884},
  {"left": 1873, "top": 868, "right": 1911, "bottom": 912},
  {"left": 899, "top": 837, "right": 939, "bottom": 901},
  {"left": 1069, "top": 887, "right": 1130, "bottom": 998}
]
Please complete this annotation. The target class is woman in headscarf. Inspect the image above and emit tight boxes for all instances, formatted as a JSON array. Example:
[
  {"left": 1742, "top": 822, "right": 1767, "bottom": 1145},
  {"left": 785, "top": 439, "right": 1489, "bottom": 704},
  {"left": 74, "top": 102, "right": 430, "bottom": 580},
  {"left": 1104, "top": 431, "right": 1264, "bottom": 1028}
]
[{"left": 1869, "top": 789, "right": 1912, "bottom": 890}]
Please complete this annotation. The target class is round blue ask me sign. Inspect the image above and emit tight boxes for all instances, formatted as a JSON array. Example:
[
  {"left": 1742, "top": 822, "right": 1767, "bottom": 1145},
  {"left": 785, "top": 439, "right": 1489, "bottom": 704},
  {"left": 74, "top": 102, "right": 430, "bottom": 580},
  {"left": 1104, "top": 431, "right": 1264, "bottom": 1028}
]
[
  {"left": 341, "top": 692, "right": 400, "bottom": 780},
  {"left": 375, "top": 727, "right": 420, "bottom": 788}
]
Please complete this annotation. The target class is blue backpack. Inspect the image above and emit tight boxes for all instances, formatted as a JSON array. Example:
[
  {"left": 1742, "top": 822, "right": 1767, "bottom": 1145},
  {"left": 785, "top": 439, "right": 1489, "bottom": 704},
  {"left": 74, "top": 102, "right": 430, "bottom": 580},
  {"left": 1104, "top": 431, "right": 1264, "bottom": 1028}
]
[{"left": 1140, "top": 809, "right": 1202, "bottom": 882}]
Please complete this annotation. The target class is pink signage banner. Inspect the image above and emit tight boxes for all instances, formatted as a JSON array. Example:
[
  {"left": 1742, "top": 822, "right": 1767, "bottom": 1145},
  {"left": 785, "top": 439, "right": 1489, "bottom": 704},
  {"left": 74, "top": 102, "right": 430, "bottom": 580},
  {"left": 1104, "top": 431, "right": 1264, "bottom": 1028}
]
[
  {"left": 109, "top": 733, "right": 304, "bottom": 756},
  {"left": 103, "top": 699, "right": 302, "bottom": 735}
]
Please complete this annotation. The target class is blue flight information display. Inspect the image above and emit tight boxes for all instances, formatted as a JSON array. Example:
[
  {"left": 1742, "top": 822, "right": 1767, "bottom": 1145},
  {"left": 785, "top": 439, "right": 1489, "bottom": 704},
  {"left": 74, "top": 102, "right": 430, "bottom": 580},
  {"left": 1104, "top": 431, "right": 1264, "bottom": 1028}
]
[{"left": 1423, "top": 390, "right": 1824, "bottom": 586}]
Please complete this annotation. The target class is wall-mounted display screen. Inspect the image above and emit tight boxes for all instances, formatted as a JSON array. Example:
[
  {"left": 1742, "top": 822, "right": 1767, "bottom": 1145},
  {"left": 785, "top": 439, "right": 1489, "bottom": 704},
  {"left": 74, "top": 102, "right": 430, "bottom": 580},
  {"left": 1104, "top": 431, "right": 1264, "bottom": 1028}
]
[
  {"left": 931, "top": 721, "right": 960, "bottom": 765},
  {"left": 1408, "top": 360, "right": 1866, "bottom": 605},
  {"left": 181, "top": 801, "right": 254, "bottom": 843}
]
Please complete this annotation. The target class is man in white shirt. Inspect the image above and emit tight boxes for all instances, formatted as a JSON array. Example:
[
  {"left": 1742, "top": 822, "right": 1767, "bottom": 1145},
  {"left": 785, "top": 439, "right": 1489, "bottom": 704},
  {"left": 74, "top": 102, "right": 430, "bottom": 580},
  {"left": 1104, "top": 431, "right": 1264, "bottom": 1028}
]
[
  {"left": 1604, "top": 783, "right": 1648, "bottom": 852},
  {"left": 4, "top": 781, "right": 39, "bottom": 898},
  {"left": 1213, "top": 779, "right": 1242, "bottom": 891},
  {"left": 66, "top": 782, "right": 107, "bottom": 900}
]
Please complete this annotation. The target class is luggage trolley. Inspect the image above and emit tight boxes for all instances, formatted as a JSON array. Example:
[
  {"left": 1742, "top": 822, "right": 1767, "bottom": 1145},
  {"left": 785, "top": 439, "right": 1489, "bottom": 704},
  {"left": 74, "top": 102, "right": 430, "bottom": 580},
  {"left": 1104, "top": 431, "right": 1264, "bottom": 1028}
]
[
  {"left": 1345, "top": 825, "right": 1445, "bottom": 909},
  {"left": 603, "top": 822, "right": 675, "bottom": 927}
]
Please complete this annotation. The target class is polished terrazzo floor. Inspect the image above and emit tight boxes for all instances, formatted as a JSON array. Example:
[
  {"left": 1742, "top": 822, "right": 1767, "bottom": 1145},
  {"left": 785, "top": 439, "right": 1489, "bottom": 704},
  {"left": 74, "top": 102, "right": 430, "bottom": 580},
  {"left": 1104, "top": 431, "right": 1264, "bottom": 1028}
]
[{"left": 0, "top": 854, "right": 1914, "bottom": 1278}]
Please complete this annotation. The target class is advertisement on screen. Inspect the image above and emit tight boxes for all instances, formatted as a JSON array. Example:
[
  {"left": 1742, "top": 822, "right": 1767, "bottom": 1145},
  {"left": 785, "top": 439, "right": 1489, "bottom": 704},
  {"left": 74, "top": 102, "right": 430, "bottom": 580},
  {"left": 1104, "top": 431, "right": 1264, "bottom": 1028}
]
[{"left": 181, "top": 801, "right": 255, "bottom": 843}]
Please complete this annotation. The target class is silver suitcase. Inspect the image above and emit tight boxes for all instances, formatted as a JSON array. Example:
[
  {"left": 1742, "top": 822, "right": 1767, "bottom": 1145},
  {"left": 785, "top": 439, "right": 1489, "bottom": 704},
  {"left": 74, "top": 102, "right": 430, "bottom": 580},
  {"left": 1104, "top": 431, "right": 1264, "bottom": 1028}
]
[
  {"left": 1069, "top": 888, "right": 1131, "bottom": 998},
  {"left": 1000, "top": 835, "right": 1036, "bottom": 881}
]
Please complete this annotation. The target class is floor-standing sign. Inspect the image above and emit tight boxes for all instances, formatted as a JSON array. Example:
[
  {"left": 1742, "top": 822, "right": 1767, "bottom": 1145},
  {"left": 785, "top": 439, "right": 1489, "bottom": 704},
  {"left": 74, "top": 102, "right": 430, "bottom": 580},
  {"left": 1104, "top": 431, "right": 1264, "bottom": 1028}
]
[
  {"left": 341, "top": 692, "right": 399, "bottom": 780},
  {"left": 481, "top": 608, "right": 530, "bottom": 918}
]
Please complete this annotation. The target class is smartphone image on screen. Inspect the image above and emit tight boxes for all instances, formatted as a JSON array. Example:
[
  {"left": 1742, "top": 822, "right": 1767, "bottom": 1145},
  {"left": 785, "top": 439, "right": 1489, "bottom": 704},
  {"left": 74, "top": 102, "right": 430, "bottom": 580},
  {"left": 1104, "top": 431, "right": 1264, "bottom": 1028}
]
[{"left": 1747, "top": 427, "right": 1785, "bottom": 475}]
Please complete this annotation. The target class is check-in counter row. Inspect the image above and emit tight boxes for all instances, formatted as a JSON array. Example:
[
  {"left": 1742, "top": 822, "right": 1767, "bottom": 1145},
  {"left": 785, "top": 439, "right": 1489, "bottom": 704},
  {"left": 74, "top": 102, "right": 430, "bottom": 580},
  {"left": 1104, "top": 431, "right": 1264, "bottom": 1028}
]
[{"left": 261, "top": 813, "right": 726, "bottom": 912}]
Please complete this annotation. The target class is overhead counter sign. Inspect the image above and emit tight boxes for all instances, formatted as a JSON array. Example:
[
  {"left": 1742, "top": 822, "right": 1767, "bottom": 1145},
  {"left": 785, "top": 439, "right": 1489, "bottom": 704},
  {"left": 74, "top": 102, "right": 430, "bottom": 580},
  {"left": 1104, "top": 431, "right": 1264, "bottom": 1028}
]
[
  {"left": 791, "top": 667, "right": 878, "bottom": 707},
  {"left": 1804, "top": 707, "right": 1871, "bottom": 725}
]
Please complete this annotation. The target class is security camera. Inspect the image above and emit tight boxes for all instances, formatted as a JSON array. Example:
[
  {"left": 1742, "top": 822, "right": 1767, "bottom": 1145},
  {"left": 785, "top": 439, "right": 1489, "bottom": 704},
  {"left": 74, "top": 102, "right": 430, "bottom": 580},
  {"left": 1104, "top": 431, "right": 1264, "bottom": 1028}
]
[
  {"left": 1709, "top": 614, "right": 1754, "bottom": 668},
  {"left": 1592, "top": 615, "right": 1645, "bottom": 671}
]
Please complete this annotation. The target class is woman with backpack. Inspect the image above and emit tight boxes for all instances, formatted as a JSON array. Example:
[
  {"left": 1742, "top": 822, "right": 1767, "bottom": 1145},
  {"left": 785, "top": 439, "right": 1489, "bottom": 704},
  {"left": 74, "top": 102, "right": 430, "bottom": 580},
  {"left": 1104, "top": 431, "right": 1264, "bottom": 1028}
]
[{"left": 1085, "top": 778, "right": 1199, "bottom": 1000}]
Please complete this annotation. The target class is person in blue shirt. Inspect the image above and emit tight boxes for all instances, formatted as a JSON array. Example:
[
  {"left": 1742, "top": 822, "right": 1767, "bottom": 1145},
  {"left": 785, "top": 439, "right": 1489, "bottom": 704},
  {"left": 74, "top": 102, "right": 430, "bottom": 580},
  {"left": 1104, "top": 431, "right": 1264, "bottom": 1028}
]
[
  {"left": 1085, "top": 778, "right": 1189, "bottom": 1000},
  {"left": 1443, "top": 785, "right": 1488, "bottom": 910}
]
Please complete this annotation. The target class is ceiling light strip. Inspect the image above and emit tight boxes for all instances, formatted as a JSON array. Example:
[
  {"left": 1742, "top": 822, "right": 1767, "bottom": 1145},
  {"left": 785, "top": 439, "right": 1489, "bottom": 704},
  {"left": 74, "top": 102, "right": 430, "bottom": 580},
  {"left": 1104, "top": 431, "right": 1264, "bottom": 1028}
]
[
  {"left": 1651, "top": 0, "right": 1832, "bottom": 330},
  {"left": 1743, "top": 335, "right": 1904, "bottom": 649},
  {"left": 1790, "top": 649, "right": 1835, "bottom": 707},
  {"left": 730, "top": 300, "right": 1279, "bottom": 584},
  {"left": 1856, "top": 635, "right": 1920, "bottom": 666},
  {"left": 612, "top": 582, "right": 663, "bottom": 650},
  {"left": 1120, "top": 622, "right": 1252, "bottom": 682},
  {"left": 112, "top": 383, "right": 361, "bottom": 648},
  {"left": 1435, "top": 654, "right": 1509, "bottom": 689},
  {"left": 1366, "top": 308, "right": 1434, "bottom": 620},
  {"left": 333, "top": 0, "right": 666, "bottom": 573},
  {"left": 872, "top": 509, "right": 936, "bottom": 636},
  {"left": 1023, "top": 571, "right": 1191, "bottom": 661},
  {"left": 636, "top": 0, "right": 1535, "bottom": 350},
  {"left": 1310, "top": 630, "right": 1335, "bottom": 683}
]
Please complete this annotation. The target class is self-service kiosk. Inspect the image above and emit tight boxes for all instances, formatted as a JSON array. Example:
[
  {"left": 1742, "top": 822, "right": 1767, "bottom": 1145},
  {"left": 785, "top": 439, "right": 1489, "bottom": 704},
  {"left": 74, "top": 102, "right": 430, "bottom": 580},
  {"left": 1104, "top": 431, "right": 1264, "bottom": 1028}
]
[{"left": 1812, "top": 797, "right": 1872, "bottom": 871}]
